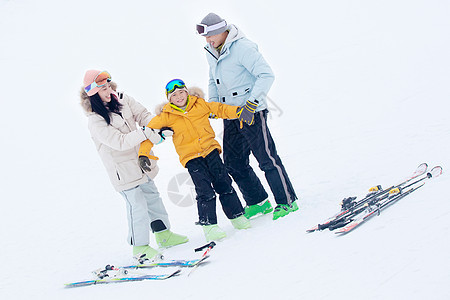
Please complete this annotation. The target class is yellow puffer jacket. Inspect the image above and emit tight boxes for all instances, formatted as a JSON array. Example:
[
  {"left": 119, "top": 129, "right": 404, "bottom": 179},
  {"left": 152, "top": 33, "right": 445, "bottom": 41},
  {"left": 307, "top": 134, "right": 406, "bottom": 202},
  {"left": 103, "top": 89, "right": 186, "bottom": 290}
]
[{"left": 139, "top": 96, "right": 239, "bottom": 167}]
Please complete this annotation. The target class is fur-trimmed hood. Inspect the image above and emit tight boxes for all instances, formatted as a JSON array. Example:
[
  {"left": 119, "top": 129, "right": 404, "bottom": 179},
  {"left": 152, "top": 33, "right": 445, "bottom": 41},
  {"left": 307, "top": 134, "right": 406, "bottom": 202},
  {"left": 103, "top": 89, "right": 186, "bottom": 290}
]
[
  {"left": 80, "top": 86, "right": 92, "bottom": 114},
  {"left": 154, "top": 86, "right": 205, "bottom": 115}
]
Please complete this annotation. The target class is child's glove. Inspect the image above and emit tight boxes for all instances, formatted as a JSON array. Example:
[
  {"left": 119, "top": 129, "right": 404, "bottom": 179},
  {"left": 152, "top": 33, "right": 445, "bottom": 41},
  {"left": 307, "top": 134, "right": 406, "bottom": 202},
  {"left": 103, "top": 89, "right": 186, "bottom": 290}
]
[
  {"left": 209, "top": 113, "right": 218, "bottom": 119},
  {"left": 236, "top": 100, "right": 258, "bottom": 128},
  {"left": 142, "top": 127, "right": 173, "bottom": 145},
  {"left": 159, "top": 127, "right": 174, "bottom": 139},
  {"left": 138, "top": 156, "right": 152, "bottom": 172},
  {"left": 142, "top": 127, "right": 164, "bottom": 144}
]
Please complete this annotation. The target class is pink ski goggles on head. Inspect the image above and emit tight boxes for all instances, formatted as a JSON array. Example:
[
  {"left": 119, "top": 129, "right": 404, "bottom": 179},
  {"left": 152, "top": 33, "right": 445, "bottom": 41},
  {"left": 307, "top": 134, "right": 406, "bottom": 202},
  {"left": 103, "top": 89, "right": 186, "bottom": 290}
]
[{"left": 84, "top": 71, "right": 111, "bottom": 94}]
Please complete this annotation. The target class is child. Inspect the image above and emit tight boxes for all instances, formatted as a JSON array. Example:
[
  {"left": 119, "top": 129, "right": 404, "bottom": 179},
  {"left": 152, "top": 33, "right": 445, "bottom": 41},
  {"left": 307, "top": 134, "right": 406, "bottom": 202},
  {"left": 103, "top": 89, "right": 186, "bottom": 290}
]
[{"left": 138, "top": 79, "right": 251, "bottom": 241}]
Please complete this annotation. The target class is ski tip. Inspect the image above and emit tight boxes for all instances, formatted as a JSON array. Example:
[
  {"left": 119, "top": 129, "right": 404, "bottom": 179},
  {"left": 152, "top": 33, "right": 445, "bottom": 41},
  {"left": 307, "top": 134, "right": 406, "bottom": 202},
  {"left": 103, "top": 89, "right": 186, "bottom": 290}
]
[
  {"left": 429, "top": 166, "right": 443, "bottom": 178},
  {"left": 419, "top": 162, "right": 428, "bottom": 169}
]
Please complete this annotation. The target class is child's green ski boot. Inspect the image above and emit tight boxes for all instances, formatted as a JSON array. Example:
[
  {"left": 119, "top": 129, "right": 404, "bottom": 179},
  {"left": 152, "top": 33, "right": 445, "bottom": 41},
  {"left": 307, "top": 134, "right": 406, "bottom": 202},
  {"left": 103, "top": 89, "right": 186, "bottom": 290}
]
[
  {"left": 202, "top": 224, "right": 227, "bottom": 242},
  {"left": 230, "top": 215, "right": 251, "bottom": 229}
]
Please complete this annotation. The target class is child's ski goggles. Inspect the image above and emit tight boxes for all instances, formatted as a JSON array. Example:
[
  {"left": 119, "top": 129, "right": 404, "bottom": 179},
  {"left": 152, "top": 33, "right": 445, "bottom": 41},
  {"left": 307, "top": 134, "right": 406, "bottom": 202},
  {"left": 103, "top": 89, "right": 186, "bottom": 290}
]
[
  {"left": 196, "top": 20, "right": 227, "bottom": 36},
  {"left": 165, "top": 79, "right": 186, "bottom": 94},
  {"left": 84, "top": 71, "right": 112, "bottom": 93}
]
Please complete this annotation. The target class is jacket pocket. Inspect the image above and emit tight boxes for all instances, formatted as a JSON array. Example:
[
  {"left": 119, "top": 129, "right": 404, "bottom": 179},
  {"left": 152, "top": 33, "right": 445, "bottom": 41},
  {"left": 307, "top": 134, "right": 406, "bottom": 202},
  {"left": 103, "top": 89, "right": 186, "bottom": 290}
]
[
  {"left": 110, "top": 114, "right": 126, "bottom": 129},
  {"left": 115, "top": 159, "right": 143, "bottom": 183},
  {"left": 228, "top": 85, "right": 251, "bottom": 98},
  {"left": 202, "top": 126, "right": 215, "bottom": 137},
  {"left": 111, "top": 148, "right": 143, "bottom": 183}
]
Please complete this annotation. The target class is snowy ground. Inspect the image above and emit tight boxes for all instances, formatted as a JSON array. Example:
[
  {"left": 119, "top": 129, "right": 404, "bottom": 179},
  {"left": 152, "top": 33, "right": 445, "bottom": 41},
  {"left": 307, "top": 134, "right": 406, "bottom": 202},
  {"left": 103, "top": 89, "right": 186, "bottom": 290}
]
[{"left": 1, "top": 0, "right": 450, "bottom": 299}]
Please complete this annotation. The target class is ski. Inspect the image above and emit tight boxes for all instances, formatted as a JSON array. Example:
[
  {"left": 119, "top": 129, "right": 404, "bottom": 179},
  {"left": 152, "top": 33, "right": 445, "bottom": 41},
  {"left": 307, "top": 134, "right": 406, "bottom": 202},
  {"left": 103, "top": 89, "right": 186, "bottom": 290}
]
[
  {"left": 64, "top": 269, "right": 180, "bottom": 288},
  {"left": 334, "top": 166, "right": 443, "bottom": 234},
  {"left": 65, "top": 257, "right": 207, "bottom": 288},
  {"left": 334, "top": 184, "right": 424, "bottom": 234},
  {"left": 306, "top": 163, "right": 429, "bottom": 233},
  {"left": 306, "top": 188, "right": 384, "bottom": 232},
  {"left": 65, "top": 242, "right": 216, "bottom": 288},
  {"left": 122, "top": 242, "right": 215, "bottom": 270},
  {"left": 120, "top": 255, "right": 209, "bottom": 269}
]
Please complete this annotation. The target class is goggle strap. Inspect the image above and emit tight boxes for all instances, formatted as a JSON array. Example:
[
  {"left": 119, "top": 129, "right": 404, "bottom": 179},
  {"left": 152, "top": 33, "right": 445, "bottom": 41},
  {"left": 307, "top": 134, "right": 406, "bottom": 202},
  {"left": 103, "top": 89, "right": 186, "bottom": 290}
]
[
  {"left": 206, "top": 20, "right": 226, "bottom": 32},
  {"left": 167, "top": 84, "right": 186, "bottom": 94},
  {"left": 84, "top": 72, "right": 112, "bottom": 94},
  {"left": 197, "top": 20, "right": 227, "bottom": 35}
]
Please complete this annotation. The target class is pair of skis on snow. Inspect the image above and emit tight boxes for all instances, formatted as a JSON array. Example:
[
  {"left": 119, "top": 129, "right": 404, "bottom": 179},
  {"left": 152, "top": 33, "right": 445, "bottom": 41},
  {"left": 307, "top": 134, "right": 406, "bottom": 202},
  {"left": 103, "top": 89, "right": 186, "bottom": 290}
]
[
  {"left": 64, "top": 242, "right": 215, "bottom": 288},
  {"left": 307, "top": 163, "right": 443, "bottom": 234}
]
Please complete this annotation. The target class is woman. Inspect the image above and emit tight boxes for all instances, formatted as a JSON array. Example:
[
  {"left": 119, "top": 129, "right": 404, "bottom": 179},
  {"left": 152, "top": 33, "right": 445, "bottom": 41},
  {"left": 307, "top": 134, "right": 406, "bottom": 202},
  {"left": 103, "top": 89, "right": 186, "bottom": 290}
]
[{"left": 80, "top": 70, "right": 188, "bottom": 261}]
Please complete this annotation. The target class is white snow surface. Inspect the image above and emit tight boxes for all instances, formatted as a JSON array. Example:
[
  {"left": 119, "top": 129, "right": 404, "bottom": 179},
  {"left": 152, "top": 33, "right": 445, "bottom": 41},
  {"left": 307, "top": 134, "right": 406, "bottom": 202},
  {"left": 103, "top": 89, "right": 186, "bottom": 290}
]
[{"left": 1, "top": 0, "right": 450, "bottom": 299}]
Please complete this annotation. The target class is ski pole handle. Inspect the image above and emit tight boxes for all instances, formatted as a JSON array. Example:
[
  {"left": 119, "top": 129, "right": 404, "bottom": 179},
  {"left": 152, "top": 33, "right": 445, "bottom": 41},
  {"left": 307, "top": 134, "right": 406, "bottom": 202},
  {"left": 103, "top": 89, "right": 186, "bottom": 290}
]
[{"left": 194, "top": 241, "right": 216, "bottom": 253}]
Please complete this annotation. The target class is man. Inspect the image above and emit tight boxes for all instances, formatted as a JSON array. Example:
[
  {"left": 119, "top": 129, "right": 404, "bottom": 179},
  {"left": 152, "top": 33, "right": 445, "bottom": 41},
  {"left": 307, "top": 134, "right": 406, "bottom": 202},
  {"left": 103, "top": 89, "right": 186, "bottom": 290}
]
[{"left": 196, "top": 13, "right": 298, "bottom": 220}]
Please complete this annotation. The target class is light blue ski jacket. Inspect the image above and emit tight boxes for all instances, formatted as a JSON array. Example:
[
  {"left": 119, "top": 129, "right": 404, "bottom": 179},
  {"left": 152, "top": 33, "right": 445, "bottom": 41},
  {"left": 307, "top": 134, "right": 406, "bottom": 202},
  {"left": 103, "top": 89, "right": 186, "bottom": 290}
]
[{"left": 205, "top": 25, "right": 274, "bottom": 111}]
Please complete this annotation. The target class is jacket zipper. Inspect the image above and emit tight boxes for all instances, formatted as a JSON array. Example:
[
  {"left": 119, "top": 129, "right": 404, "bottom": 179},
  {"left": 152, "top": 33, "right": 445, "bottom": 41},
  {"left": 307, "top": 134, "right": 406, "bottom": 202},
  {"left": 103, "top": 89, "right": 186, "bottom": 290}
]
[{"left": 204, "top": 46, "right": 218, "bottom": 61}]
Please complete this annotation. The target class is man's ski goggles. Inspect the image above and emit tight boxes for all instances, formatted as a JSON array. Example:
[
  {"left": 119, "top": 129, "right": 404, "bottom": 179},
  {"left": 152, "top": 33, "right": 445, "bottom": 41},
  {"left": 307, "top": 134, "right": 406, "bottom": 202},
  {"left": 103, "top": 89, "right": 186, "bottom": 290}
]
[
  {"left": 165, "top": 79, "right": 186, "bottom": 94},
  {"left": 196, "top": 20, "right": 227, "bottom": 36},
  {"left": 84, "top": 71, "right": 112, "bottom": 93}
]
